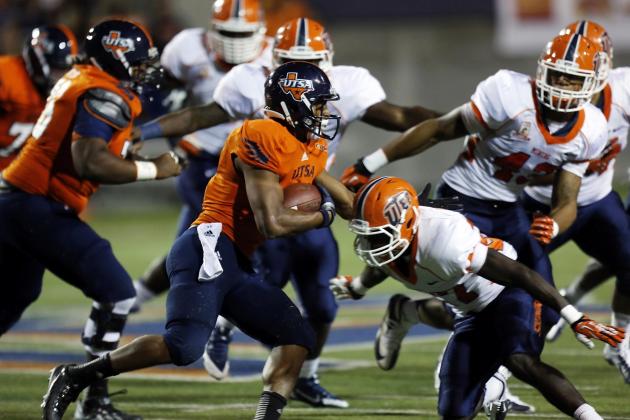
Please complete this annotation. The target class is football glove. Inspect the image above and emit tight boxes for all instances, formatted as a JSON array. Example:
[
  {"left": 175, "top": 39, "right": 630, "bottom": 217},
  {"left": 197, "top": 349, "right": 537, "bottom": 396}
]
[
  {"left": 317, "top": 184, "right": 336, "bottom": 228},
  {"left": 571, "top": 316, "right": 625, "bottom": 349},
  {"left": 340, "top": 159, "right": 372, "bottom": 192},
  {"left": 417, "top": 182, "right": 464, "bottom": 213},
  {"left": 329, "top": 275, "right": 366, "bottom": 300},
  {"left": 529, "top": 213, "right": 558, "bottom": 245}
]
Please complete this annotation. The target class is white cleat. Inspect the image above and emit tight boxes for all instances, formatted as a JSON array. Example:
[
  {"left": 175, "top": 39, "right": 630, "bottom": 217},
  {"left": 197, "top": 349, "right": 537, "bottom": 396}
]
[
  {"left": 616, "top": 333, "right": 630, "bottom": 384},
  {"left": 374, "top": 294, "right": 413, "bottom": 370}
]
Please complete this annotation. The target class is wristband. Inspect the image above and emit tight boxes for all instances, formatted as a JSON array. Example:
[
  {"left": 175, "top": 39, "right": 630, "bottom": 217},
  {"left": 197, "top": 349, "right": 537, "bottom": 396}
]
[
  {"left": 319, "top": 208, "right": 334, "bottom": 227},
  {"left": 362, "top": 148, "right": 389, "bottom": 173},
  {"left": 351, "top": 276, "right": 368, "bottom": 295},
  {"left": 134, "top": 161, "right": 158, "bottom": 181},
  {"left": 139, "top": 121, "right": 164, "bottom": 141},
  {"left": 551, "top": 220, "right": 559, "bottom": 238},
  {"left": 560, "top": 305, "right": 583, "bottom": 325}
]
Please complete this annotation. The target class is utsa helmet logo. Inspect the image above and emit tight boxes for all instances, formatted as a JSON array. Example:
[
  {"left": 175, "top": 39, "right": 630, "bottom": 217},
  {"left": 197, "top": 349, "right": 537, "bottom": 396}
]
[
  {"left": 101, "top": 31, "right": 135, "bottom": 59},
  {"left": 383, "top": 191, "right": 412, "bottom": 226},
  {"left": 279, "top": 72, "right": 314, "bottom": 101}
]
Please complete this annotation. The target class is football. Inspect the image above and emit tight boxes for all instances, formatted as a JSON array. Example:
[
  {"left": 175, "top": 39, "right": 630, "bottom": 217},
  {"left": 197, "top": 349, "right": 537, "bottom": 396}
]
[{"left": 283, "top": 183, "right": 322, "bottom": 212}]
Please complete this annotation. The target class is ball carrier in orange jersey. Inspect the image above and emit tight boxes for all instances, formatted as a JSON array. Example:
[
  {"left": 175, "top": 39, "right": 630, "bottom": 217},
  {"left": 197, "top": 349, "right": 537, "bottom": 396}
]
[
  {"left": 42, "top": 61, "right": 354, "bottom": 420},
  {"left": 0, "top": 19, "right": 182, "bottom": 420}
]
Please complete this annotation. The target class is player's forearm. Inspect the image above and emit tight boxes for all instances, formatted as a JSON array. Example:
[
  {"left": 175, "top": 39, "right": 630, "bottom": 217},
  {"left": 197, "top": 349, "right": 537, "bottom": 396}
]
[
  {"left": 316, "top": 172, "right": 354, "bottom": 219},
  {"left": 382, "top": 118, "right": 442, "bottom": 163},
  {"left": 78, "top": 152, "right": 140, "bottom": 184},
  {"left": 510, "top": 268, "right": 570, "bottom": 313},
  {"left": 139, "top": 102, "right": 230, "bottom": 140},
  {"left": 549, "top": 202, "right": 577, "bottom": 233},
  {"left": 257, "top": 209, "right": 324, "bottom": 238},
  {"left": 360, "top": 265, "right": 388, "bottom": 289}
]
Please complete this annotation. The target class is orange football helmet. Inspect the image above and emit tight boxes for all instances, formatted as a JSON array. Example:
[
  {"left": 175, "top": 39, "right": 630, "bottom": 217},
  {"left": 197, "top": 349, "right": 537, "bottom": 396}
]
[
  {"left": 350, "top": 176, "right": 419, "bottom": 267},
  {"left": 560, "top": 20, "right": 612, "bottom": 92},
  {"left": 209, "top": 0, "right": 266, "bottom": 64},
  {"left": 272, "top": 17, "right": 334, "bottom": 71},
  {"left": 536, "top": 34, "right": 604, "bottom": 112}
]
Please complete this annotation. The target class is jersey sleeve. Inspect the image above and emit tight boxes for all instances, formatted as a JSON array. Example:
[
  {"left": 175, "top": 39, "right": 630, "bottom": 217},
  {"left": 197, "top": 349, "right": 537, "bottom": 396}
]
[
  {"left": 428, "top": 213, "right": 489, "bottom": 279},
  {"left": 72, "top": 98, "right": 115, "bottom": 141},
  {"left": 213, "top": 64, "right": 263, "bottom": 119},
  {"left": 463, "top": 70, "right": 515, "bottom": 133},
  {"left": 563, "top": 108, "right": 609, "bottom": 177},
  {"left": 335, "top": 67, "right": 386, "bottom": 121},
  {"left": 76, "top": 89, "right": 131, "bottom": 133},
  {"left": 234, "top": 121, "right": 283, "bottom": 173},
  {"left": 161, "top": 29, "right": 202, "bottom": 81}
]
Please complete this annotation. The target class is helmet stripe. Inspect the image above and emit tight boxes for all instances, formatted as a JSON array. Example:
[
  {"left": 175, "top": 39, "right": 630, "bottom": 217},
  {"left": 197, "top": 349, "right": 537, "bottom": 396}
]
[
  {"left": 576, "top": 20, "right": 587, "bottom": 36},
  {"left": 296, "top": 17, "right": 307, "bottom": 47},
  {"left": 564, "top": 34, "right": 579, "bottom": 62},
  {"left": 233, "top": 0, "right": 241, "bottom": 18},
  {"left": 356, "top": 176, "right": 389, "bottom": 220}
]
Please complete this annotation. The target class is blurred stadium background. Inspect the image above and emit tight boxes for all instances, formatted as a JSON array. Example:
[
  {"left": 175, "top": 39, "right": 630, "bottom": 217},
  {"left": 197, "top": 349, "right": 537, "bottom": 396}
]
[{"left": 2, "top": 0, "right": 630, "bottom": 419}]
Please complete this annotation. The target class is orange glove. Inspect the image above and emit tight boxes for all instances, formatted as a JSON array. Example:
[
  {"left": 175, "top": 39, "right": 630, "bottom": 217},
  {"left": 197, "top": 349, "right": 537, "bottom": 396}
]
[
  {"left": 529, "top": 213, "right": 558, "bottom": 245},
  {"left": 340, "top": 159, "right": 372, "bottom": 192},
  {"left": 572, "top": 315, "right": 625, "bottom": 349}
]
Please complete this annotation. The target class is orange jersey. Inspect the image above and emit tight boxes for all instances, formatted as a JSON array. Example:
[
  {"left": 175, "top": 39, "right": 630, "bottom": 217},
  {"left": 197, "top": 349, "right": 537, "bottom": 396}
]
[
  {"left": 3, "top": 64, "right": 142, "bottom": 213},
  {"left": 195, "top": 119, "right": 328, "bottom": 256},
  {"left": 0, "top": 56, "right": 45, "bottom": 170}
]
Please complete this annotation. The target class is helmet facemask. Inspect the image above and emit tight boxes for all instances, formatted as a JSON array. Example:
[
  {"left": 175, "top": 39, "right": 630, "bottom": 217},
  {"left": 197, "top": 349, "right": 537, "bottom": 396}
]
[
  {"left": 350, "top": 219, "right": 412, "bottom": 267},
  {"left": 209, "top": 20, "right": 266, "bottom": 64},
  {"left": 536, "top": 60, "right": 600, "bottom": 112}
]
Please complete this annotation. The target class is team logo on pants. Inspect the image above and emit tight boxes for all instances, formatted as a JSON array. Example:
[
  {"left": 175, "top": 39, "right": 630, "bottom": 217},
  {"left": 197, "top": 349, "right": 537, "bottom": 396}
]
[{"left": 279, "top": 72, "right": 314, "bottom": 101}]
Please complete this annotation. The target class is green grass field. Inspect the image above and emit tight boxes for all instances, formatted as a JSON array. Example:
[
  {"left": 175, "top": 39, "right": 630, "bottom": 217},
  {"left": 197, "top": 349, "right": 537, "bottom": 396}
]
[{"left": 0, "top": 208, "right": 628, "bottom": 420}]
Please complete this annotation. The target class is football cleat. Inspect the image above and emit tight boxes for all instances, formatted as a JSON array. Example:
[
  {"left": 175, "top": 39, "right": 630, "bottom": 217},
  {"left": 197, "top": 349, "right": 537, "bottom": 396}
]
[
  {"left": 74, "top": 395, "right": 142, "bottom": 420},
  {"left": 505, "top": 388, "right": 536, "bottom": 413},
  {"left": 374, "top": 294, "right": 413, "bottom": 370},
  {"left": 485, "top": 400, "right": 509, "bottom": 420},
  {"left": 603, "top": 343, "right": 619, "bottom": 366},
  {"left": 616, "top": 332, "right": 630, "bottom": 384},
  {"left": 202, "top": 326, "right": 233, "bottom": 380},
  {"left": 291, "top": 375, "right": 349, "bottom": 408},
  {"left": 42, "top": 365, "right": 88, "bottom": 420}
]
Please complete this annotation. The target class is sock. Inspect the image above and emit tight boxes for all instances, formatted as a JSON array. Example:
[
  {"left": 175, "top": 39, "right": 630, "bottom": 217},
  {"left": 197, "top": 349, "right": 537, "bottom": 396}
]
[
  {"left": 401, "top": 300, "right": 421, "bottom": 325},
  {"left": 573, "top": 403, "right": 603, "bottom": 420},
  {"left": 482, "top": 370, "right": 507, "bottom": 406},
  {"left": 612, "top": 312, "right": 630, "bottom": 328},
  {"left": 216, "top": 316, "right": 235, "bottom": 330},
  {"left": 133, "top": 280, "right": 156, "bottom": 307},
  {"left": 69, "top": 353, "right": 118, "bottom": 385},
  {"left": 253, "top": 391, "right": 287, "bottom": 420},
  {"left": 299, "top": 358, "right": 319, "bottom": 379}
]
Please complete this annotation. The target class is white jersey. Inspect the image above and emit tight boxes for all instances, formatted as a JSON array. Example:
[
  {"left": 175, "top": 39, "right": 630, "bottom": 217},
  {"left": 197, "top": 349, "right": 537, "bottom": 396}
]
[
  {"left": 213, "top": 62, "right": 386, "bottom": 168},
  {"left": 382, "top": 207, "right": 513, "bottom": 315},
  {"left": 442, "top": 69, "right": 608, "bottom": 202},
  {"left": 161, "top": 28, "right": 272, "bottom": 155},
  {"left": 525, "top": 67, "right": 630, "bottom": 206}
]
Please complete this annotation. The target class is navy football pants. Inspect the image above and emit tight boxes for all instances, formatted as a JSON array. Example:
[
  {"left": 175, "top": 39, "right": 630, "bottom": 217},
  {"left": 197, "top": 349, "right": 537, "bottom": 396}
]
[
  {"left": 0, "top": 190, "right": 135, "bottom": 334},
  {"left": 523, "top": 190, "right": 630, "bottom": 295},
  {"left": 163, "top": 228, "right": 315, "bottom": 366}
]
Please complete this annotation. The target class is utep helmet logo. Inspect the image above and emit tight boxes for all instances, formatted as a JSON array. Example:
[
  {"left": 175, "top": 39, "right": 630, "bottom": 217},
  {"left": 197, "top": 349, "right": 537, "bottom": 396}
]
[
  {"left": 101, "top": 31, "right": 135, "bottom": 59},
  {"left": 383, "top": 191, "right": 411, "bottom": 226},
  {"left": 279, "top": 72, "right": 314, "bottom": 101}
]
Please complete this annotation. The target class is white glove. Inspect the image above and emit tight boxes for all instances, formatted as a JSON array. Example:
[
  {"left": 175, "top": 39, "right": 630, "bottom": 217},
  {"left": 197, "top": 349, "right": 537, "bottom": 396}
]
[{"left": 329, "top": 275, "right": 367, "bottom": 300}]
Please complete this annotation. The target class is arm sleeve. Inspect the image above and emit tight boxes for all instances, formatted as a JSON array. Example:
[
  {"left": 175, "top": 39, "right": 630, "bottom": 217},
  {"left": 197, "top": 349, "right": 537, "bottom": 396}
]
[
  {"left": 234, "top": 122, "right": 281, "bottom": 173},
  {"left": 72, "top": 98, "right": 115, "bottom": 142}
]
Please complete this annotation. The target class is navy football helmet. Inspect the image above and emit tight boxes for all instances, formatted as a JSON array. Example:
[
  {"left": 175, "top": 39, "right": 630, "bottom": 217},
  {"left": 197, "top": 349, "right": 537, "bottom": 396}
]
[
  {"left": 264, "top": 61, "right": 340, "bottom": 141},
  {"left": 22, "top": 24, "right": 78, "bottom": 93},
  {"left": 84, "top": 19, "right": 162, "bottom": 93}
]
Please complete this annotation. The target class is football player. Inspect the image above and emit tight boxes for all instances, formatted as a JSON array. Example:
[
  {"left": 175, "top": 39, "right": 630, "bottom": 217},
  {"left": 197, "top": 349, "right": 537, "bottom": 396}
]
[
  {"left": 331, "top": 176, "right": 623, "bottom": 419},
  {"left": 131, "top": 0, "right": 271, "bottom": 311},
  {"left": 0, "top": 25, "right": 77, "bottom": 172},
  {"left": 522, "top": 22, "right": 630, "bottom": 382},
  {"left": 0, "top": 19, "right": 182, "bottom": 420},
  {"left": 131, "top": 17, "right": 439, "bottom": 407},
  {"left": 42, "top": 61, "right": 355, "bottom": 420}
]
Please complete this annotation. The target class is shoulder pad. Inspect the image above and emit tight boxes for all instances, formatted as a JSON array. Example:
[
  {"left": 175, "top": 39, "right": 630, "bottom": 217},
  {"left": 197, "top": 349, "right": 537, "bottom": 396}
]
[{"left": 83, "top": 88, "right": 131, "bottom": 130}]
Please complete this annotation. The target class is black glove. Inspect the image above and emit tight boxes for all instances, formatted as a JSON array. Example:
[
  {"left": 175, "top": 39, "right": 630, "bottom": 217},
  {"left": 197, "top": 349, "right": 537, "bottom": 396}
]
[{"left": 417, "top": 183, "right": 464, "bottom": 213}]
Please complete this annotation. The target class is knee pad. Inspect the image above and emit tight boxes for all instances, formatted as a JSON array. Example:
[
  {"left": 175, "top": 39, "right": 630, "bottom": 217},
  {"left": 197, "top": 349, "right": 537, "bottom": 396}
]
[
  {"left": 163, "top": 320, "right": 212, "bottom": 366},
  {"left": 81, "top": 297, "right": 135, "bottom": 356}
]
